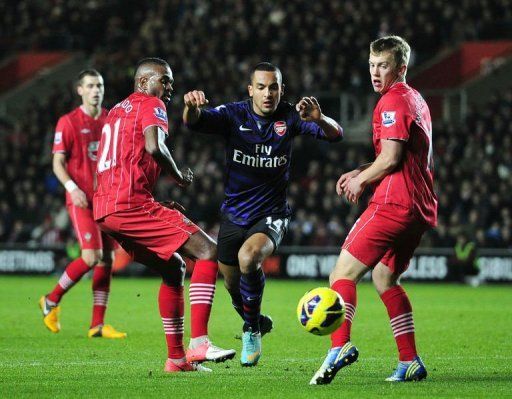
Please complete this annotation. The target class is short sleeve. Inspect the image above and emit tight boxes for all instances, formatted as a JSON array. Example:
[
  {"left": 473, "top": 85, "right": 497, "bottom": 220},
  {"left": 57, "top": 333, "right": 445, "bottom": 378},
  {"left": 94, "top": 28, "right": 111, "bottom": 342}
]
[
  {"left": 141, "top": 97, "right": 169, "bottom": 134},
  {"left": 52, "top": 116, "right": 72, "bottom": 154},
  {"left": 187, "top": 104, "right": 230, "bottom": 136},
  {"left": 378, "top": 95, "right": 412, "bottom": 141}
]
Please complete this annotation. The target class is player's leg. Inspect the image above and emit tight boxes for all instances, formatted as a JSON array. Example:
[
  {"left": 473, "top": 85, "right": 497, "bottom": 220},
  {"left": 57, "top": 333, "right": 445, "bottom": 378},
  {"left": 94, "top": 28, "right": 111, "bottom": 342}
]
[
  {"left": 311, "top": 204, "right": 394, "bottom": 385},
  {"left": 238, "top": 233, "right": 273, "bottom": 334},
  {"left": 309, "top": 249, "right": 367, "bottom": 385},
  {"left": 88, "top": 234, "right": 126, "bottom": 339},
  {"left": 139, "top": 250, "right": 209, "bottom": 372},
  {"left": 126, "top": 241, "right": 210, "bottom": 372},
  {"left": 373, "top": 222, "right": 428, "bottom": 382},
  {"left": 219, "top": 261, "right": 274, "bottom": 337},
  {"left": 177, "top": 221, "right": 236, "bottom": 363},
  {"left": 89, "top": 249, "right": 109, "bottom": 330},
  {"left": 40, "top": 206, "right": 99, "bottom": 333},
  {"left": 216, "top": 220, "right": 246, "bottom": 320},
  {"left": 98, "top": 209, "right": 210, "bottom": 372},
  {"left": 44, "top": 248, "right": 97, "bottom": 305},
  {"left": 236, "top": 216, "right": 288, "bottom": 366},
  {"left": 216, "top": 220, "right": 275, "bottom": 336},
  {"left": 179, "top": 230, "right": 217, "bottom": 342},
  {"left": 238, "top": 215, "right": 288, "bottom": 337},
  {"left": 235, "top": 233, "right": 273, "bottom": 367}
]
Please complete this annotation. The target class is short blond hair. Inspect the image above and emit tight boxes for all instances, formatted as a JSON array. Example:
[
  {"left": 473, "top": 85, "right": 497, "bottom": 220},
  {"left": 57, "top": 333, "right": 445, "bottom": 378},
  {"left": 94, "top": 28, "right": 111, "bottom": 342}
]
[{"left": 370, "top": 35, "right": 411, "bottom": 67}]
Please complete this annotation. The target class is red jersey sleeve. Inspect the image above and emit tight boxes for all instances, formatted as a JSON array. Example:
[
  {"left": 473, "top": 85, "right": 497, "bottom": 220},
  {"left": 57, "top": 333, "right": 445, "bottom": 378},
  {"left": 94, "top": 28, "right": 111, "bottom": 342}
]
[
  {"left": 52, "top": 116, "right": 73, "bottom": 154},
  {"left": 377, "top": 94, "right": 412, "bottom": 141},
  {"left": 140, "top": 97, "right": 169, "bottom": 134}
]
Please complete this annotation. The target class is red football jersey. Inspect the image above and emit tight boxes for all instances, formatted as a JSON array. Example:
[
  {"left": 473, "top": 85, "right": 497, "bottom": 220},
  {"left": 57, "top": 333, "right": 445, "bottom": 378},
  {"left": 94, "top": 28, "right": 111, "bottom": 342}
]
[
  {"left": 370, "top": 82, "right": 437, "bottom": 226},
  {"left": 52, "top": 106, "right": 108, "bottom": 206},
  {"left": 93, "top": 92, "right": 169, "bottom": 219}
]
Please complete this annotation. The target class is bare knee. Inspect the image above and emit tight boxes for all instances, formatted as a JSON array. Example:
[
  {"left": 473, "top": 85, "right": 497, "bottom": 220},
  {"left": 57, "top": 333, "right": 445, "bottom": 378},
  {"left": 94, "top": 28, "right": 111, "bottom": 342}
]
[
  {"left": 196, "top": 240, "right": 216, "bottom": 261},
  {"left": 161, "top": 259, "right": 186, "bottom": 287},
  {"left": 329, "top": 250, "right": 369, "bottom": 285},
  {"left": 238, "top": 245, "right": 264, "bottom": 274},
  {"left": 372, "top": 263, "right": 399, "bottom": 295},
  {"left": 189, "top": 234, "right": 217, "bottom": 261},
  {"left": 82, "top": 250, "right": 102, "bottom": 268}
]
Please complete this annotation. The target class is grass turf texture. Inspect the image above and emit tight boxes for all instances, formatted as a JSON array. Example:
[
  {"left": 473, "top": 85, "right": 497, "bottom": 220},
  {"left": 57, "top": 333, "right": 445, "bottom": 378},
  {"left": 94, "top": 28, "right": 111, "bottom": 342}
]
[{"left": 1, "top": 276, "right": 511, "bottom": 398}]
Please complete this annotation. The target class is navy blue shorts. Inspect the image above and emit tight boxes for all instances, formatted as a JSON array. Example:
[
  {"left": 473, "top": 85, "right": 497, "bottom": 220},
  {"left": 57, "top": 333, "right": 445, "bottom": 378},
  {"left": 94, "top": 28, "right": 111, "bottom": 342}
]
[{"left": 217, "top": 215, "right": 290, "bottom": 266}]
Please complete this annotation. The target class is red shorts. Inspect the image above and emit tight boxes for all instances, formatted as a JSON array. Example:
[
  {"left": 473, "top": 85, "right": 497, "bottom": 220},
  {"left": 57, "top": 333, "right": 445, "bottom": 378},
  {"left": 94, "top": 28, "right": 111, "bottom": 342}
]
[
  {"left": 67, "top": 204, "right": 117, "bottom": 251},
  {"left": 342, "top": 203, "right": 429, "bottom": 274},
  {"left": 96, "top": 202, "right": 199, "bottom": 262}
]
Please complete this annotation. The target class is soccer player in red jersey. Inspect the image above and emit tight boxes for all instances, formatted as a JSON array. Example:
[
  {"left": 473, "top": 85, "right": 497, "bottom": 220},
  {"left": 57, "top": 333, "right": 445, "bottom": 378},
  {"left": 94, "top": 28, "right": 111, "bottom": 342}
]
[
  {"left": 310, "top": 36, "right": 437, "bottom": 385},
  {"left": 39, "top": 70, "right": 126, "bottom": 339},
  {"left": 94, "top": 58, "right": 235, "bottom": 372}
]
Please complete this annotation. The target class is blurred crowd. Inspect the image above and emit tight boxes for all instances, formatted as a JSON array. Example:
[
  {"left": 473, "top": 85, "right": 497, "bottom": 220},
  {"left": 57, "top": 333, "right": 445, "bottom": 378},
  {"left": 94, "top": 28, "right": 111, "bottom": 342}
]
[
  {"left": 3, "top": 0, "right": 511, "bottom": 103},
  {"left": 2, "top": 87, "right": 511, "bottom": 249},
  {"left": 1, "top": 0, "right": 511, "bottom": 249}
]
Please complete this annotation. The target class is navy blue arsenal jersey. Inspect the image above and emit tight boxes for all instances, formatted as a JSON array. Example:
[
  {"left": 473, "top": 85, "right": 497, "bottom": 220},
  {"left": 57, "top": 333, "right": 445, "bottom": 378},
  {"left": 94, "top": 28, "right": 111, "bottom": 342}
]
[{"left": 190, "top": 100, "right": 342, "bottom": 225}]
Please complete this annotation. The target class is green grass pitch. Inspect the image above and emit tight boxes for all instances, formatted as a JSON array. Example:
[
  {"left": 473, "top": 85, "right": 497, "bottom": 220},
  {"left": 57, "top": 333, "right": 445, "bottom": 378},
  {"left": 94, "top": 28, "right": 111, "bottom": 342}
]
[{"left": 1, "top": 275, "right": 511, "bottom": 398}]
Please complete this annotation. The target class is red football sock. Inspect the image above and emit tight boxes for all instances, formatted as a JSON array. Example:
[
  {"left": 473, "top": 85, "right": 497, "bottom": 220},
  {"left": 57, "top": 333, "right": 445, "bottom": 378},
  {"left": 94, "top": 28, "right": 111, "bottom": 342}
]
[
  {"left": 47, "top": 257, "right": 91, "bottom": 304},
  {"left": 159, "top": 283, "right": 185, "bottom": 359},
  {"left": 189, "top": 260, "right": 218, "bottom": 338},
  {"left": 330, "top": 279, "right": 357, "bottom": 348},
  {"left": 90, "top": 264, "right": 112, "bottom": 328},
  {"left": 381, "top": 285, "right": 417, "bottom": 361}
]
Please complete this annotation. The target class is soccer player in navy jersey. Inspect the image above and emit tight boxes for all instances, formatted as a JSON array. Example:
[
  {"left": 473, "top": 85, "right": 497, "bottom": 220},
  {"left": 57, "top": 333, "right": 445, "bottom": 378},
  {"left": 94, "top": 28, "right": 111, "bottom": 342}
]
[{"left": 183, "top": 62, "right": 343, "bottom": 366}]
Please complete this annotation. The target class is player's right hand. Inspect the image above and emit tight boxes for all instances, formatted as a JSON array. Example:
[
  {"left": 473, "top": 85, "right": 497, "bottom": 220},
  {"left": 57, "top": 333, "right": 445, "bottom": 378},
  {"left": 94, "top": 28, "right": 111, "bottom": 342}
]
[
  {"left": 184, "top": 90, "right": 209, "bottom": 109},
  {"left": 336, "top": 170, "right": 361, "bottom": 196},
  {"left": 177, "top": 167, "right": 194, "bottom": 187},
  {"left": 70, "top": 188, "right": 88, "bottom": 208}
]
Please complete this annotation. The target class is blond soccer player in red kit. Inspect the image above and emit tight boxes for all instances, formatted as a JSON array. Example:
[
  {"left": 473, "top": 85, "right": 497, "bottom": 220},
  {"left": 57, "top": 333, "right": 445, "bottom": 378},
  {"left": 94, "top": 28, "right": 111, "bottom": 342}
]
[{"left": 310, "top": 36, "right": 437, "bottom": 385}]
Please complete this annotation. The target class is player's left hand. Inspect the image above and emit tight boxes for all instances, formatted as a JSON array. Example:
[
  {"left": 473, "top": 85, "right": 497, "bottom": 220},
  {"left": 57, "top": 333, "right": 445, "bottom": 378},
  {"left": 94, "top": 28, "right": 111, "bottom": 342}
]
[
  {"left": 161, "top": 200, "right": 186, "bottom": 213},
  {"left": 177, "top": 168, "right": 193, "bottom": 187},
  {"left": 344, "top": 177, "right": 366, "bottom": 204},
  {"left": 296, "top": 97, "right": 322, "bottom": 121}
]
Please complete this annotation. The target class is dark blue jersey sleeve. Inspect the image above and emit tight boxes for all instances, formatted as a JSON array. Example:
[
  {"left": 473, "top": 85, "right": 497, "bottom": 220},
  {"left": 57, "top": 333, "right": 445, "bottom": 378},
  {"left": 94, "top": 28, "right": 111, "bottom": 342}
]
[
  {"left": 291, "top": 111, "right": 342, "bottom": 142},
  {"left": 187, "top": 104, "right": 231, "bottom": 136}
]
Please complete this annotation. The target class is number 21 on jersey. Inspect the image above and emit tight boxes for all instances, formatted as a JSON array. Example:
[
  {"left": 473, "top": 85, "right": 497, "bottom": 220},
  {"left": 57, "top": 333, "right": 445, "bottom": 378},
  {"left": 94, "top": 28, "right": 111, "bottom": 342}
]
[{"left": 98, "top": 118, "right": 120, "bottom": 172}]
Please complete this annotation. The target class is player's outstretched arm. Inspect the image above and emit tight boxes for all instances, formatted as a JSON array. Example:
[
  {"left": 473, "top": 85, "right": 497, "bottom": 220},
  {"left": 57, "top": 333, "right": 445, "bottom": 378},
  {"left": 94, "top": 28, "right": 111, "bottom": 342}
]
[
  {"left": 52, "top": 153, "right": 88, "bottom": 208},
  {"left": 183, "top": 90, "right": 209, "bottom": 126},
  {"left": 144, "top": 125, "right": 193, "bottom": 187},
  {"left": 295, "top": 96, "right": 343, "bottom": 140}
]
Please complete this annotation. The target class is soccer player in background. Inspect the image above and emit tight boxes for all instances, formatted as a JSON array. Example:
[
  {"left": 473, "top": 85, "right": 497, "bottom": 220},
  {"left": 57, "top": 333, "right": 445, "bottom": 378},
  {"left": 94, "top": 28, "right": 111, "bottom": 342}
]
[
  {"left": 94, "top": 58, "right": 234, "bottom": 372},
  {"left": 310, "top": 36, "right": 437, "bottom": 385},
  {"left": 39, "top": 69, "right": 126, "bottom": 339},
  {"left": 183, "top": 63, "right": 343, "bottom": 366}
]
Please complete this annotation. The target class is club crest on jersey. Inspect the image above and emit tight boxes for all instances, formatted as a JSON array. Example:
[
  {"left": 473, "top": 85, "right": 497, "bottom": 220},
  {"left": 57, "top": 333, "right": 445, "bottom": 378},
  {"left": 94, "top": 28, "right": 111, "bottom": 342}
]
[
  {"left": 88, "top": 141, "right": 99, "bottom": 161},
  {"left": 274, "top": 121, "right": 287, "bottom": 136},
  {"left": 54, "top": 132, "right": 62, "bottom": 144},
  {"left": 84, "top": 232, "right": 92, "bottom": 242},
  {"left": 382, "top": 111, "right": 396, "bottom": 127},
  {"left": 154, "top": 107, "right": 168, "bottom": 122}
]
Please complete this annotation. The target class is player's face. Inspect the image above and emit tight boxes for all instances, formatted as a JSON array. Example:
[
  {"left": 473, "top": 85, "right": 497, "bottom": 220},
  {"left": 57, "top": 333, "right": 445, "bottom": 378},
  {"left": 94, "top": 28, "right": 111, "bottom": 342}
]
[
  {"left": 147, "top": 65, "right": 174, "bottom": 104},
  {"left": 77, "top": 75, "right": 104, "bottom": 107},
  {"left": 369, "top": 51, "right": 406, "bottom": 94},
  {"left": 248, "top": 71, "right": 283, "bottom": 116}
]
